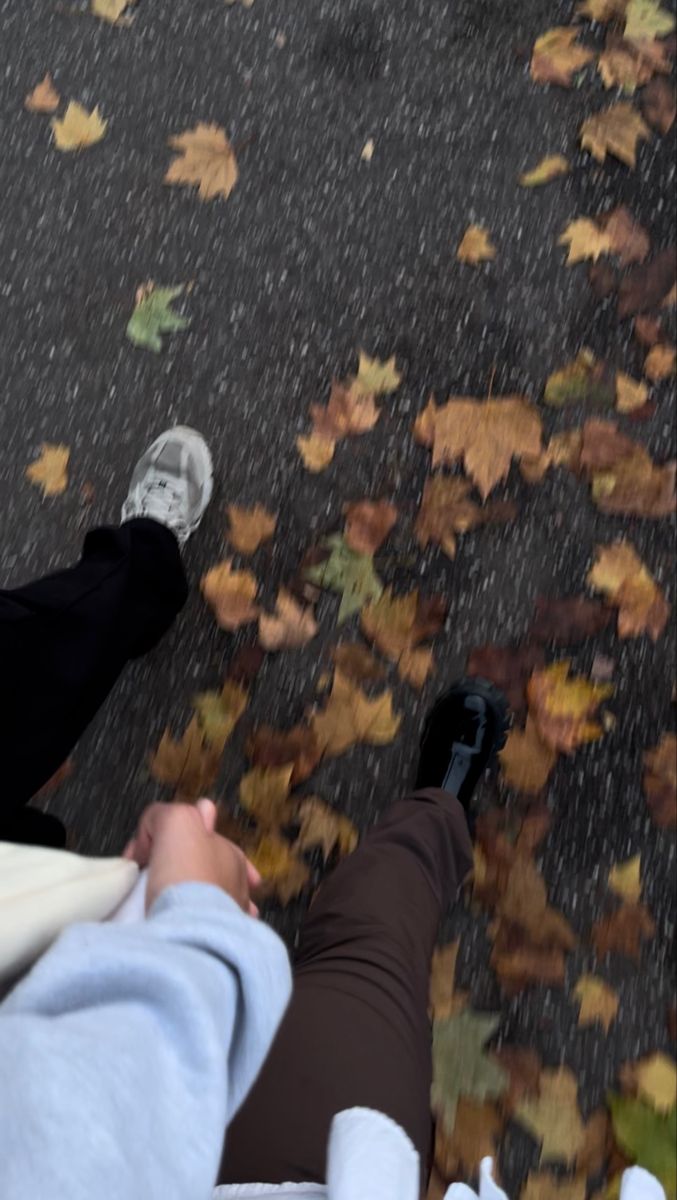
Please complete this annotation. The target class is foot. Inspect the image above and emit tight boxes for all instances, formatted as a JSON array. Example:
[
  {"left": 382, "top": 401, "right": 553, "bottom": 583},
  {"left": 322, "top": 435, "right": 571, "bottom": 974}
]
[
  {"left": 122, "top": 426, "right": 213, "bottom": 546},
  {"left": 416, "top": 677, "right": 510, "bottom": 809}
]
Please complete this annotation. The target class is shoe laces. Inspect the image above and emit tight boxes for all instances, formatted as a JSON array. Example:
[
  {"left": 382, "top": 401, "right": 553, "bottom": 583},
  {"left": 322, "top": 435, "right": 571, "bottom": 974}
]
[{"left": 139, "top": 475, "right": 189, "bottom": 539}]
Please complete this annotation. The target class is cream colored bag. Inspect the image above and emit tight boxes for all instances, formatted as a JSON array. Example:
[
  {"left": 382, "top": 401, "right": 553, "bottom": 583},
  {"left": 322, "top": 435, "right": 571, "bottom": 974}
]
[{"left": 0, "top": 841, "right": 139, "bottom": 985}]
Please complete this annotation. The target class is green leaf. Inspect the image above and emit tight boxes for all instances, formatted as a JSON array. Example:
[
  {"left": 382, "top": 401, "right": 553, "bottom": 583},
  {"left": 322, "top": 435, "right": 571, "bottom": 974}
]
[
  {"left": 609, "top": 1094, "right": 677, "bottom": 1200},
  {"left": 304, "top": 534, "right": 383, "bottom": 623},
  {"left": 431, "top": 1010, "right": 508, "bottom": 1134},
  {"left": 126, "top": 285, "right": 190, "bottom": 353},
  {"left": 544, "top": 349, "right": 615, "bottom": 409}
]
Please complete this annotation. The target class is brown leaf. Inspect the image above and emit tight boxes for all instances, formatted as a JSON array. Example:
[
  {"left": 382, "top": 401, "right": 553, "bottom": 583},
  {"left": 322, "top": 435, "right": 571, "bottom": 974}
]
[
  {"left": 247, "top": 832, "right": 310, "bottom": 904},
  {"left": 415, "top": 474, "right": 517, "bottom": 559},
  {"left": 577, "top": 1108, "right": 610, "bottom": 1176},
  {"left": 434, "top": 1098, "right": 503, "bottom": 1178},
  {"left": 531, "top": 27, "right": 595, "bottom": 86},
  {"left": 294, "top": 796, "right": 358, "bottom": 860},
  {"left": 598, "top": 34, "right": 670, "bottom": 91},
  {"left": 227, "top": 504, "right": 277, "bottom": 555},
  {"left": 531, "top": 596, "right": 613, "bottom": 644},
  {"left": 592, "top": 902, "right": 656, "bottom": 959},
  {"left": 331, "top": 642, "right": 386, "bottom": 683},
  {"left": 641, "top": 77, "right": 676, "bottom": 133},
  {"left": 415, "top": 395, "right": 542, "bottom": 499},
  {"left": 499, "top": 719, "right": 558, "bottom": 795},
  {"left": 343, "top": 499, "right": 397, "bottom": 555},
  {"left": 25, "top": 73, "right": 60, "bottom": 113},
  {"left": 259, "top": 588, "right": 318, "bottom": 652},
  {"left": 581, "top": 419, "right": 676, "bottom": 518},
  {"left": 574, "top": 974, "right": 620, "bottom": 1032},
  {"left": 521, "top": 1175, "right": 585, "bottom": 1200},
  {"left": 643, "top": 733, "right": 676, "bottom": 828},
  {"left": 149, "top": 716, "right": 221, "bottom": 798},
  {"left": 430, "top": 941, "right": 468, "bottom": 1020},
  {"left": 310, "top": 671, "right": 401, "bottom": 756},
  {"left": 527, "top": 661, "right": 613, "bottom": 754},
  {"left": 634, "top": 315, "right": 663, "bottom": 346},
  {"left": 589, "top": 261, "right": 618, "bottom": 298},
  {"left": 618, "top": 246, "right": 677, "bottom": 316},
  {"left": 490, "top": 931, "right": 569, "bottom": 994},
  {"left": 238, "top": 764, "right": 294, "bottom": 831},
  {"left": 360, "top": 589, "right": 447, "bottom": 689},
  {"left": 311, "top": 380, "right": 380, "bottom": 440},
  {"left": 25, "top": 444, "right": 70, "bottom": 497},
  {"left": 498, "top": 860, "right": 577, "bottom": 951},
  {"left": 588, "top": 541, "right": 670, "bottom": 640},
  {"left": 600, "top": 206, "right": 651, "bottom": 265},
  {"left": 467, "top": 644, "right": 545, "bottom": 719},
  {"left": 296, "top": 432, "right": 336, "bottom": 473},
  {"left": 165, "top": 123, "right": 238, "bottom": 200},
  {"left": 580, "top": 102, "right": 651, "bottom": 168},
  {"left": 201, "top": 560, "right": 260, "bottom": 631},
  {"left": 247, "top": 724, "right": 321, "bottom": 786},
  {"left": 457, "top": 225, "right": 496, "bottom": 263},
  {"left": 492, "top": 1046, "right": 541, "bottom": 1113},
  {"left": 616, "top": 371, "right": 649, "bottom": 412},
  {"left": 644, "top": 342, "right": 676, "bottom": 380},
  {"left": 515, "top": 1067, "right": 585, "bottom": 1164},
  {"left": 227, "top": 643, "right": 265, "bottom": 683}
]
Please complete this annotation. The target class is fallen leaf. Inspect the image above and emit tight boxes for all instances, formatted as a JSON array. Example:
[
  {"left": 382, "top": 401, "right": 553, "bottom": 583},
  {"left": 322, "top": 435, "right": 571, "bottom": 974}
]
[
  {"left": 193, "top": 679, "right": 248, "bottom": 751},
  {"left": 592, "top": 902, "right": 656, "bottom": 959},
  {"left": 641, "top": 77, "right": 676, "bottom": 133},
  {"left": 574, "top": 974, "right": 620, "bottom": 1032},
  {"left": 643, "top": 733, "right": 676, "bottom": 828},
  {"left": 521, "top": 1174, "right": 585, "bottom": 1200},
  {"left": 515, "top": 1068, "right": 585, "bottom": 1164},
  {"left": 360, "top": 137, "right": 375, "bottom": 162},
  {"left": 601, "top": 206, "right": 651, "bottom": 264},
  {"left": 624, "top": 0, "right": 676, "bottom": 39},
  {"left": 126, "top": 284, "right": 190, "bottom": 352},
  {"left": 519, "top": 155, "right": 570, "bottom": 186},
  {"left": 353, "top": 351, "right": 401, "bottom": 395},
  {"left": 617, "top": 372, "right": 649, "bottom": 412},
  {"left": 343, "top": 499, "right": 397, "bottom": 555},
  {"left": 431, "top": 1010, "right": 508, "bottom": 1134},
  {"left": 51, "top": 101, "right": 107, "bottom": 151},
  {"left": 92, "top": 0, "right": 134, "bottom": 22},
  {"left": 527, "top": 661, "right": 613, "bottom": 753},
  {"left": 457, "top": 225, "right": 496, "bottom": 264},
  {"left": 415, "top": 474, "right": 517, "bottom": 559},
  {"left": 531, "top": 27, "right": 595, "bottom": 86},
  {"left": 434, "top": 1098, "right": 503, "bottom": 1178},
  {"left": 531, "top": 595, "right": 613, "bottom": 644},
  {"left": 467, "top": 643, "right": 545, "bottom": 719},
  {"left": 165, "top": 123, "right": 238, "bottom": 200},
  {"left": 227, "top": 643, "right": 265, "bottom": 683},
  {"left": 331, "top": 642, "right": 386, "bottom": 682},
  {"left": 609, "top": 855, "right": 642, "bottom": 903},
  {"left": 588, "top": 261, "right": 619, "bottom": 298},
  {"left": 259, "top": 589, "right": 318, "bottom": 651},
  {"left": 634, "top": 316, "right": 663, "bottom": 346},
  {"left": 149, "top": 716, "right": 220, "bottom": 798},
  {"left": 499, "top": 719, "right": 558, "bottom": 794},
  {"left": 426, "top": 1166, "right": 448, "bottom": 1200},
  {"left": 33, "top": 758, "right": 75, "bottom": 800},
  {"left": 490, "top": 932, "right": 569, "bottom": 994},
  {"left": 296, "top": 432, "right": 336, "bottom": 472},
  {"left": 492, "top": 1046, "right": 542, "bottom": 1112},
  {"left": 360, "top": 588, "right": 446, "bottom": 688},
  {"left": 247, "top": 832, "right": 310, "bottom": 904},
  {"left": 581, "top": 420, "right": 676, "bottom": 517},
  {"left": 24, "top": 74, "right": 60, "bottom": 113},
  {"left": 304, "top": 533, "right": 383, "bottom": 622},
  {"left": 621, "top": 1054, "right": 677, "bottom": 1114},
  {"left": 598, "top": 36, "right": 668, "bottom": 91},
  {"left": 644, "top": 343, "right": 676, "bottom": 380},
  {"left": 588, "top": 541, "right": 670, "bottom": 640},
  {"left": 294, "top": 796, "right": 358, "bottom": 860},
  {"left": 559, "top": 221, "right": 614, "bottom": 265},
  {"left": 430, "top": 941, "right": 468, "bottom": 1020},
  {"left": 580, "top": 102, "right": 651, "bottom": 168},
  {"left": 238, "top": 764, "right": 294, "bottom": 830},
  {"left": 201, "top": 560, "right": 260, "bottom": 631},
  {"left": 415, "top": 394, "right": 542, "bottom": 499},
  {"left": 576, "top": 0, "right": 627, "bottom": 18},
  {"left": 25, "top": 443, "right": 70, "bottom": 497},
  {"left": 497, "top": 859, "right": 577, "bottom": 951},
  {"left": 664, "top": 282, "right": 677, "bottom": 308},
  {"left": 310, "top": 670, "right": 401, "bottom": 756},
  {"left": 618, "top": 246, "right": 677, "bottom": 316},
  {"left": 521, "top": 429, "right": 584, "bottom": 483},
  {"left": 578, "top": 1109, "right": 611, "bottom": 1176},
  {"left": 544, "top": 349, "right": 615, "bottom": 406},
  {"left": 227, "top": 504, "right": 276, "bottom": 554},
  {"left": 247, "top": 724, "right": 321, "bottom": 786},
  {"left": 609, "top": 1094, "right": 677, "bottom": 1200},
  {"left": 311, "top": 380, "right": 381, "bottom": 439}
]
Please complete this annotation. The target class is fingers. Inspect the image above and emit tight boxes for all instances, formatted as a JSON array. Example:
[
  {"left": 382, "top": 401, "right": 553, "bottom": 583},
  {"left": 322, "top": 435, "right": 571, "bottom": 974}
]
[
  {"left": 245, "top": 856, "right": 262, "bottom": 891},
  {"left": 196, "top": 797, "right": 217, "bottom": 833}
]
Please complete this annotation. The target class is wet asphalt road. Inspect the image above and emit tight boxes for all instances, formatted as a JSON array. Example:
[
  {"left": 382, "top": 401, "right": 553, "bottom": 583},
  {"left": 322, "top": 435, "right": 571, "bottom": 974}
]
[{"left": 1, "top": 0, "right": 675, "bottom": 1189}]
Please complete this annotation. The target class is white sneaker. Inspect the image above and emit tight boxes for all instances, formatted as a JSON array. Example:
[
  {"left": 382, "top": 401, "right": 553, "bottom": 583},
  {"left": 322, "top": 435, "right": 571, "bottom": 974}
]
[{"left": 121, "top": 426, "right": 214, "bottom": 546}]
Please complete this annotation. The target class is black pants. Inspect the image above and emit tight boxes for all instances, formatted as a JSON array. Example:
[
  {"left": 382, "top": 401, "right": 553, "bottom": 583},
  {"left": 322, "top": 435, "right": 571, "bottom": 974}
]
[{"left": 0, "top": 519, "right": 188, "bottom": 844}]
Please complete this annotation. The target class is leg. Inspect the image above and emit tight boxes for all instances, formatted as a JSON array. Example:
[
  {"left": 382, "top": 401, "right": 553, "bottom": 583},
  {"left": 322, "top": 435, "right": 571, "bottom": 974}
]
[{"left": 220, "top": 788, "right": 473, "bottom": 1187}]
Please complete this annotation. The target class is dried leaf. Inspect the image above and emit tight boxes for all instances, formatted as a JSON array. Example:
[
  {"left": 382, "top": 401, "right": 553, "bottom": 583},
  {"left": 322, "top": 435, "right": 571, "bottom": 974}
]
[
  {"left": 238, "top": 764, "right": 294, "bottom": 830},
  {"left": 531, "top": 595, "right": 613, "bottom": 644},
  {"left": 576, "top": 0, "right": 627, "bottom": 17},
  {"left": 635, "top": 316, "right": 664, "bottom": 347},
  {"left": 601, "top": 206, "right": 651, "bottom": 264},
  {"left": 643, "top": 733, "right": 676, "bottom": 828},
  {"left": 499, "top": 718, "right": 558, "bottom": 794},
  {"left": 609, "top": 855, "right": 642, "bottom": 903},
  {"left": 519, "top": 155, "right": 570, "bottom": 187},
  {"left": 259, "top": 589, "right": 318, "bottom": 652},
  {"left": 354, "top": 351, "right": 401, "bottom": 395},
  {"left": 531, "top": 27, "right": 595, "bottom": 86},
  {"left": 544, "top": 349, "right": 615, "bottom": 407},
  {"left": 126, "top": 284, "right": 190, "bottom": 352},
  {"left": 360, "top": 588, "right": 446, "bottom": 688},
  {"left": 580, "top": 102, "right": 651, "bottom": 168},
  {"left": 617, "top": 372, "right": 649, "bottom": 412},
  {"left": 527, "top": 661, "right": 613, "bottom": 753},
  {"left": 193, "top": 679, "right": 248, "bottom": 751},
  {"left": 621, "top": 1054, "right": 677, "bottom": 1114},
  {"left": 294, "top": 796, "right": 358, "bottom": 860},
  {"left": 430, "top": 941, "right": 468, "bottom": 1020},
  {"left": 310, "top": 670, "right": 401, "bottom": 756},
  {"left": 434, "top": 1098, "right": 503, "bottom": 1178},
  {"left": 304, "top": 534, "right": 383, "bottom": 622},
  {"left": 467, "top": 643, "right": 545, "bottom": 719},
  {"left": 296, "top": 432, "right": 336, "bottom": 472},
  {"left": 431, "top": 1010, "right": 508, "bottom": 1134},
  {"left": 415, "top": 474, "right": 517, "bottom": 559},
  {"left": 201, "top": 560, "right": 260, "bottom": 631},
  {"left": 247, "top": 724, "right": 321, "bottom": 786},
  {"left": 227, "top": 643, "right": 265, "bottom": 683},
  {"left": 644, "top": 343, "right": 676, "bottom": 380},
  {"left": 343, "top": 499, "right": 397, "bottom": 555},
  {"left": 165, "top": 123, "right": 238, "bottom": 200},
  {"left": 331, "top": 642, "right": 386, "bottom": 683},
  {"left": 588, "top": 541, "right": 670, "bottom": 640},
  {"left": 492, "top": 1046, "right": 542, "bottom": 1112},
  {"left": 618, "top": 246, "right": 677, "bottom": 316},
  {"left": 592, "top": 902, "right": 656, "bottom": 959},
  {"left": 227, "top": 504, "right": 276, "bottom": 555},
  {"left": 457, "top": 225, "right": 497, "bottom": 263},
  {"left": 25, "top": 443, "right": 70, "bottom": 497},
  {"left": 247, "top": 832, "right": 310, "bottom": 904},
  {"left": 92, "top": 0, "right": 134, "bottom": 22},
  {"left": 51, "top": 102, "right": 107, "bottom": 151},
  {"left": 574, "top": 974, "right": 620, "bottom": 1032},
  {"left": 360, "top": 138, "right": 375, "bottom": 162},
  {"left": 311, "top": 380, "right": 380, "bottom": 439},
  {"left": 497, "top": 859, "right": 577, "bottom": 951},
  {"left": 598, "top": 36, "right": 668, "bottom": 91},
  {"left": 521, "top": 1175, "right": 585, "bottom": 1200},
  {"left": 624, "top": 0, "right": 675, "bottom": 40},
  {"left": 641, "top": 77, "right": 676, "bottom": 134},
  {"left": 25, "top": 74, "right": 60, "bottom": 113},
  {"left": 515, "top": 1068, "right": 585, "bottom": 1165},
  {"left": 149, "top": 716, "right": 220, "bottom": 798},
  {"left": 609, "top": 1094, "right": 677, "bottom": 1200}
]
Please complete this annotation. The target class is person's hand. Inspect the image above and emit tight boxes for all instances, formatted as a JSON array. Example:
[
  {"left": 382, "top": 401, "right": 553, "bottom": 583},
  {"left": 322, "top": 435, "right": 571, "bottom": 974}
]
[{"left": 123, "top": 799, "right": 261, "bottom": 916}]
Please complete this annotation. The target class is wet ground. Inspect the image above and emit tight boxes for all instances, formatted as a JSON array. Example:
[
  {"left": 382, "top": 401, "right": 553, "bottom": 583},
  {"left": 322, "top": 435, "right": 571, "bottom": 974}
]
[{"left": 1, "top": 0, "right": 675, "bottom": 1192}]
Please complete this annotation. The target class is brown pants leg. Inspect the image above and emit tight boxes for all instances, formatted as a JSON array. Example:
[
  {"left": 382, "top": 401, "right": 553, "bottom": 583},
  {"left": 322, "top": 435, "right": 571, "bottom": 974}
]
[{"left": 219, "top": 788, "right": 473, "bottom": 1188}]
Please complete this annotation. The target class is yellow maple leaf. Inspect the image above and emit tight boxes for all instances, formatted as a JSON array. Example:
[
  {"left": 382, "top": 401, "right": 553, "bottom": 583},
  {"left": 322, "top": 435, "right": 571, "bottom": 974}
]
[
  {"left": 558, "top": 218, "right": 613, "bottom": 264},
  {"left": 258, "top": 588, "right": 318, "bottom": 652},
  {"left": 227, "top": 503, "right": 277, "bottom": 554},
  {"left": 201, "top": 560, "right": 259, "bottom": 631},
  {"left": 457, "top": 225, "right": 497, "bottom": 264},
  {"left": 353, "top": 351, "right": 401, "bottom": 395},
  {"left": 580, "top": 102, "right": 651, "bottom": 168},
  {"left": 573, "top": 975, "right": 620, "bottom": 1032},
  {"left": 149, "top": 716, "right": 221, "bottom": 798},
  {"left": 91, "top": 0, "right": 134, "bottom": 22},
  {"left": 247, "top": 833, "right": 310, "bottom": 905},
  {"left": 625, "top": 0, "right": 676, "bottom": 40},
  {"left": 608, "top": 854, "right": 642, "bottom": 903},
  {"left": 499, "top": 719, "right": 558, "bottom": 794},
  {"left": 193, "top": 679, "right": 248, "bottom": 752},
  {"left": 311, "top": 670, "right": 401, "bottom": 756},
  {"left": 623, "top": 1052, "right": 677, "bottom": 1114},
  {"left": 527, "top": 661, "right": 613, "bottom": 754},
  {"left": 516, "top": 1068, "right": 585, "bottom": 1164},
  {"left": 296, "top": 432, "right": 336, "bottom": 472},
  {"left": 616, "top": 371, "right": 649, "bottom": 412},
  {"left": 165, "top": 123, "right": 238, "bottom": 200},
  {"left": 531, "top": 27, "right": 595, "bottom": 87},
  {"left": 25, "top": 444, "right": 70, "bottom": 497},
  {"left": 519, "top": 155, "right": 570, "bottom": 187},
  {"left": 294, "top": 796, "right": 358, "bottom": 860},
  {"left": 360, "top": 588, "right": 446, "bottom": 689},
  {"left": 644, "top": 343, "right": 676, "bottom": 381},
  {"left": 24, "top": 74, "right": 60, "bottom": 113},
  {"left": 588, "top": 541, "right": 670, "bottom": 640},
  {"left": 51, "top": 102, "right": 107, "bottom": 151},
  {"left": 238, "top": 764, "right": 294, "bottom": 830}
]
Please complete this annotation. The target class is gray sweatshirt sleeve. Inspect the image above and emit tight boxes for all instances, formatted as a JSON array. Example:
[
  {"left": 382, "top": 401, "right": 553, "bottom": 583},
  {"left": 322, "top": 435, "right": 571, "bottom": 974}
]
[{"left": 0, "top": 882, "right": 292, "bottom": 1200}]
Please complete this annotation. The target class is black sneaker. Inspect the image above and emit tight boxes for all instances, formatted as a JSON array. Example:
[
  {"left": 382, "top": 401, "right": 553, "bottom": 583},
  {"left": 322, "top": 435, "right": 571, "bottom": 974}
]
[{"left": 416, "top": 677, "right": 510, "bottom": 810}]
